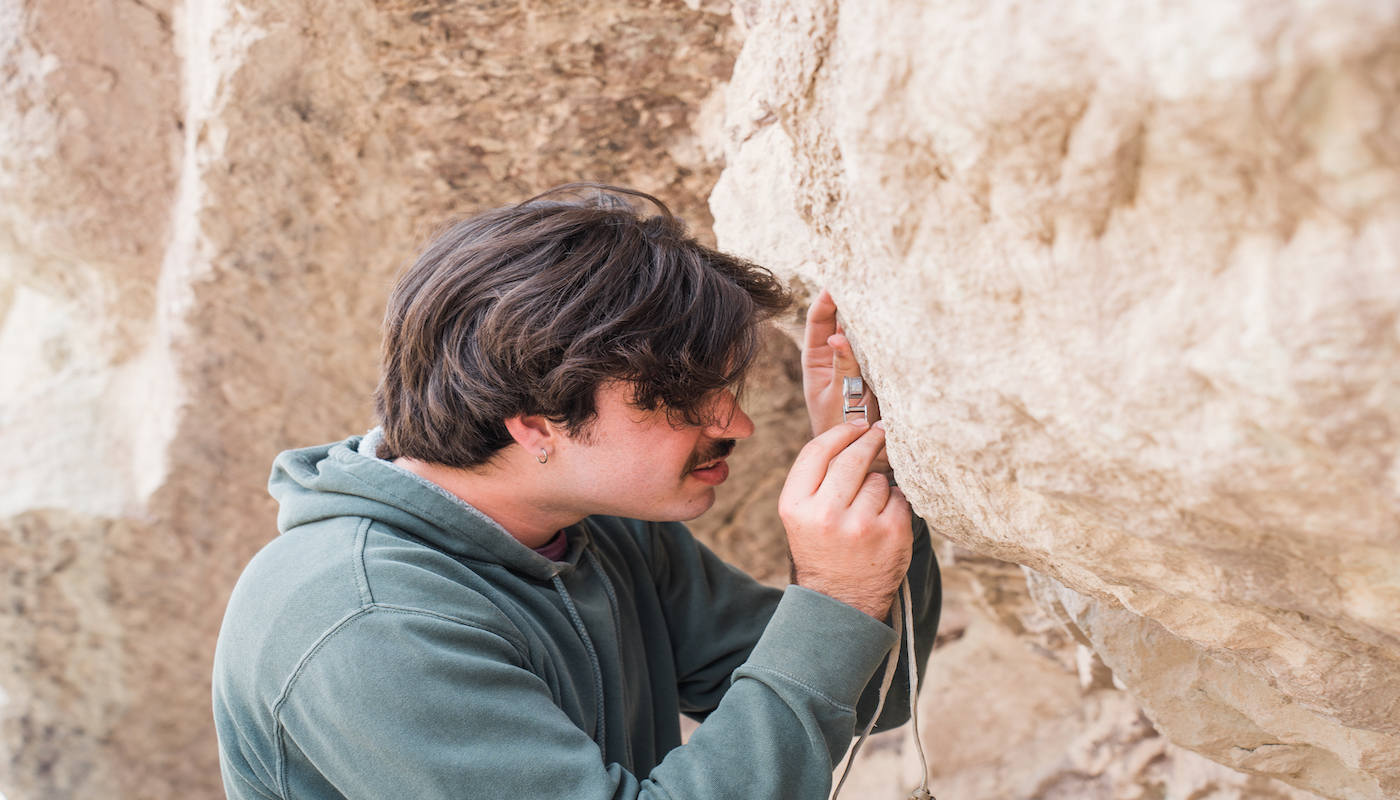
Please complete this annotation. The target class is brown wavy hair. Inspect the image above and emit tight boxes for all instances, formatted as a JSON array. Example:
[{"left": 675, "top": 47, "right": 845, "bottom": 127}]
[{"left": 374, "top": 184, "right": 794, "bottom": 468}]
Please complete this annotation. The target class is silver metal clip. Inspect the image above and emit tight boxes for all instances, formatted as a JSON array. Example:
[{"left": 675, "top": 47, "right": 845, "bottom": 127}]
[{"left": 842, "top": 376, "right": 867, "bottom": 423}]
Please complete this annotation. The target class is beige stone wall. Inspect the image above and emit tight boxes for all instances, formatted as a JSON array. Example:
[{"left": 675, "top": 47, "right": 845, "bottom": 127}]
[{"left": 713, "top": 1, "right": 1400, "bottom": 798}]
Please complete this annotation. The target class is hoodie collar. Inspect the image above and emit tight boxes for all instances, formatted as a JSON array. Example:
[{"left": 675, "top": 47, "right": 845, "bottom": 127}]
[{"left": 270, "top": 431, "right": 588, "bottom": 580}]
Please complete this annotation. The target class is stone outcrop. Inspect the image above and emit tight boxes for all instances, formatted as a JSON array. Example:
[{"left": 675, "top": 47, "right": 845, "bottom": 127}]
[{"left": 713, "top": 1, "right": 1400, "bottom": 798}]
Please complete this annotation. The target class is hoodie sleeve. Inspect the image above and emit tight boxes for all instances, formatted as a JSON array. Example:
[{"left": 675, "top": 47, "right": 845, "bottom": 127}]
[
  {"left": 275, "top": 595, "right": 895, "bottom": 800},
  {"left": 649, "top": 517, "right": 941, "bottom": 732},
  {"left": 269, "top": 521, "right": 938, "bottom": 800}
]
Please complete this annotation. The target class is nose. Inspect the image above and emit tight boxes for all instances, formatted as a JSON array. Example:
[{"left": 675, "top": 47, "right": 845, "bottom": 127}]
[{"left": 707, "top": 390, "right": 755, "bottom": 440}]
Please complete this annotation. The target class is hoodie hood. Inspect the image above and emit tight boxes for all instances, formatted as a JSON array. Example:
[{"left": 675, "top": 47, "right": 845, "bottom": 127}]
[{"left": 269, "top": 432, "right": 588, "bottom": 581}]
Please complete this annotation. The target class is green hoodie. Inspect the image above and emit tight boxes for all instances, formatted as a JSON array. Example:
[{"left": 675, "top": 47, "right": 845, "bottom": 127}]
[{"left": 213, "top": 433, "right": 940, "bottom": 799}]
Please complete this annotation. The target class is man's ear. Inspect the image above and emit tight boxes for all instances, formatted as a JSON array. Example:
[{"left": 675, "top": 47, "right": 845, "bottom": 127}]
[{"left": 503, "top": 415, "right": 559, "bottom": 460}]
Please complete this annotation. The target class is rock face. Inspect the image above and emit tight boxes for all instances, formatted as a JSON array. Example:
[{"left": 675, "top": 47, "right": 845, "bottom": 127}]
[{"left": 713, "top": 1, "right": 1400, "bottom": 798}]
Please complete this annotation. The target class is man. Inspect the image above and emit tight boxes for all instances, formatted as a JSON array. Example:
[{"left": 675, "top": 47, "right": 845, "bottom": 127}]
[{"left": 213, "top": 185, "right": 940, "bottom": 799}]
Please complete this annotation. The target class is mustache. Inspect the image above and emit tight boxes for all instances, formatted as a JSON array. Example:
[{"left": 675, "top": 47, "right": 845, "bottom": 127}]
[{"left": 684, "top": 439, "right": 736, "bottom": 473}]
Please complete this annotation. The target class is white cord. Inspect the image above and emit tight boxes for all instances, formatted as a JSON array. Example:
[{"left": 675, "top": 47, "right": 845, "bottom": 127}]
[
  {"left": 902, "top": 577, "right": 933, "bottom": 800},
  {"left": 831, "top": 577, "right": 934, "bottom": 800}
]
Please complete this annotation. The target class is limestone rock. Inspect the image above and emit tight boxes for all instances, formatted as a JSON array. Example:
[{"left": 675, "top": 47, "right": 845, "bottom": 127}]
[{"left": 713, "top": 1, "right": 1400, "bottom": 797}]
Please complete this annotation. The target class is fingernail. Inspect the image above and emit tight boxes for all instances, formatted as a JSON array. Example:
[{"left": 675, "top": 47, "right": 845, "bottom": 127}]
[
  {"left": 850, "top": 417, "right": 870, "bottom": 427},
  {"left": 874, "top": 420, "right": 886, "bottom": 430}
]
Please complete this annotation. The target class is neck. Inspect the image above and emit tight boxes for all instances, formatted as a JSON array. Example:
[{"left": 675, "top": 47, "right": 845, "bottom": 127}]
[{"left": 392, "top": 456, "right": 576, "bottom": 549}]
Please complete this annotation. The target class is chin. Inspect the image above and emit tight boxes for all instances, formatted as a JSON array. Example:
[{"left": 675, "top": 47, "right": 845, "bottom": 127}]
[
  {"left": 635, "top": 489, "right": 717, "bottom": 523},
  {"left": 686, "top": 487, "right": 719, "bottom": 517}
]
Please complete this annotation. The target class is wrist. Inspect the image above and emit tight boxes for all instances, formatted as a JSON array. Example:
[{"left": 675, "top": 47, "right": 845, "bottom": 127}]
[{"left": 793, "top": 573, "right": 894, "bottom": 620}]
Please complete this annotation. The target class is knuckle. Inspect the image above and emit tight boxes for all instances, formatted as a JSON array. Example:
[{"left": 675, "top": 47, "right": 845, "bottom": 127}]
[
  {"left": 778, "top": 495, "right": 806, "bottom": 518},
  {"left": 810, "top": 498, "right": 841, "bottom": 520}
]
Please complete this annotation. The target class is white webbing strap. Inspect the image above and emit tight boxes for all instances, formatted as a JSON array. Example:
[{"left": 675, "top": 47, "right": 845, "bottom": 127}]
[{"left": 831, "top": 577, "right": 934, "bottom": 800}]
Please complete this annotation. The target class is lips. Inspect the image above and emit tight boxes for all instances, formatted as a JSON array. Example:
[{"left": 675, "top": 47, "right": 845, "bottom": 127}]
[
  {"left": 689, "top": 459, "right": 730, "bottom": 486},
  {"left": 686, "top": 439, "right": 736, "bottom": 485}
]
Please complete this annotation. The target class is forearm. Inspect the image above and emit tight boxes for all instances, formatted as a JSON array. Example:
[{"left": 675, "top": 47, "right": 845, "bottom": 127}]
[{"left": 645, "top": 587, "right": 900, "bottom": 799}]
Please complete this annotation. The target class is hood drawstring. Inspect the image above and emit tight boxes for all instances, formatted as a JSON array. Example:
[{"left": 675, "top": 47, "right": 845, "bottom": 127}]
[
  {"left": 550, "top": 547, "right": 635, "bottom": 770},
  {"left": 832, "top": 576, "right": 935, "bottom": 800},
  {"left": 586, "top": 549, "right": 635, "bottom": 769},
  {"left": 552, "top": 572, "right": 607, "bottom": 751}
]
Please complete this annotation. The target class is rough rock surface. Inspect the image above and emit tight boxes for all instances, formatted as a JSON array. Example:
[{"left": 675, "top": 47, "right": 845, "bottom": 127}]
[
  {"left": 834, "top": 534, "right": 1326, "bottom": 800},
  {"left": 713, "top": 1, "right": 1400, "bottom": 798}
]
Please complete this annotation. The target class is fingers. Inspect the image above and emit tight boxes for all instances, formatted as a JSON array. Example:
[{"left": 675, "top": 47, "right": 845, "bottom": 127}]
[
  {"left": 817, "top": 295, "right": 874, "bottom": 412},
  {"left": 803, "top": 286, "right": 887, "bottom": 440},
  {"left": 827, "top": 332, "right": 861, "bottom": 377},
  {"left": 817, "top": 421, "right": 889, "bottom": 498},
  {"left": 809, "top": 289, "right": 859, "bottom": 382},
  {"left": 850, "top": 470, "right": 891, "bottom": 512},
  {"left": 853, "top": 475, "right": 909, "bottom": 521},
  {"left": 784, "top": 418, "right": 874, "bottom": 496},
  {"left": 802, "top": 288, "right": 839, "bottom": 363},
  {"left": 827, "top": 332, "right": 882, "bottom": 418}
]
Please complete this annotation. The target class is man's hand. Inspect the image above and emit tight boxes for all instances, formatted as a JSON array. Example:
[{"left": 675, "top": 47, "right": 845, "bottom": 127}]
[
  {"left": 803, "top": 288, "right": 890, "bottom": 474},
  {"left": 779, "top": 419, "right": 913, "bottom": 620}
]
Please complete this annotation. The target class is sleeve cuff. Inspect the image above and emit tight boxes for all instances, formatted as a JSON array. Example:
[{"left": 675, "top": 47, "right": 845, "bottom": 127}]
[{"left": 739, "top": 585, "right": 899, "bottom": 711}]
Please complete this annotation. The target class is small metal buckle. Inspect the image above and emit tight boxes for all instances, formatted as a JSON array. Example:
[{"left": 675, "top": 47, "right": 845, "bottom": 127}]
[{"left": 842, "top": 376, "right": 867, "bottom": 423}]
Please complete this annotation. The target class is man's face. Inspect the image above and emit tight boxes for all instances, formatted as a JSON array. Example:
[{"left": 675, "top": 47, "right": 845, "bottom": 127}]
[{"left": 549, "top": 382, "right": 755, "bottom": 523}]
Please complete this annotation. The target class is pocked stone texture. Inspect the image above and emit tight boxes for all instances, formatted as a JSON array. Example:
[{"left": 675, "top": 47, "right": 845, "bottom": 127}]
[{"left": 713, "top": 1, "right": 1400, "bottom": 797}]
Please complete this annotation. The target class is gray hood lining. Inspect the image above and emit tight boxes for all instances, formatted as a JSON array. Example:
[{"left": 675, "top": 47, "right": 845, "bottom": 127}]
[{"left": 356, "top": 427, "right": 537, "bottom": 555}]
